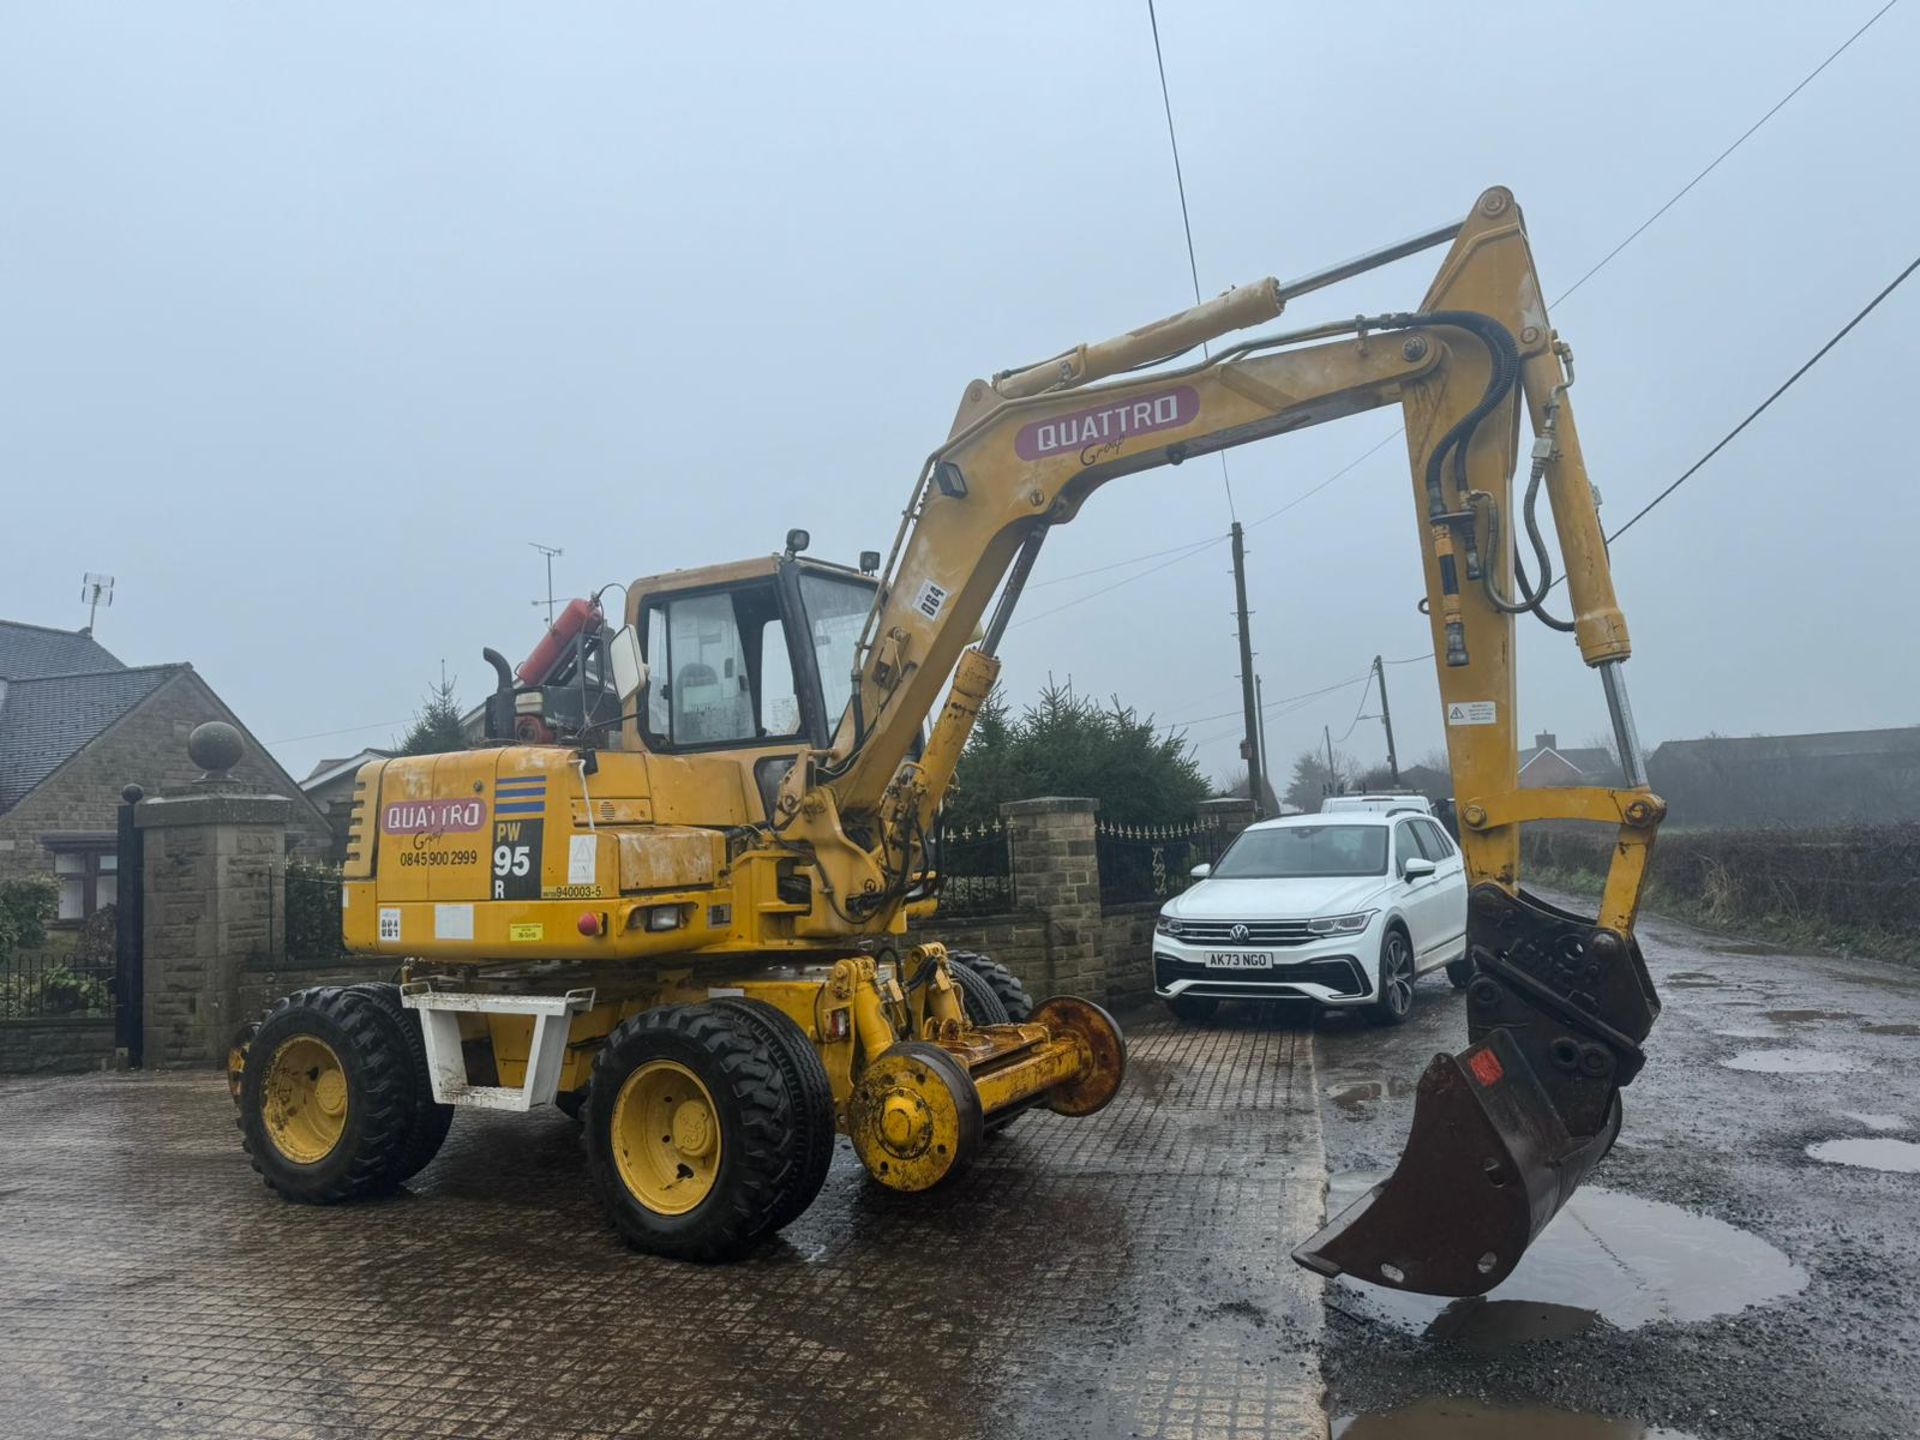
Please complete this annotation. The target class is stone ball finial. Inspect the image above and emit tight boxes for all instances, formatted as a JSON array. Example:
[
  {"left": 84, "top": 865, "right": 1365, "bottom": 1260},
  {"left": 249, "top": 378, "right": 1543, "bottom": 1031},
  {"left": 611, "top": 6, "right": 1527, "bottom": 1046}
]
[{"left": 188, "top": 720, "right": 245, "bottom": 777}]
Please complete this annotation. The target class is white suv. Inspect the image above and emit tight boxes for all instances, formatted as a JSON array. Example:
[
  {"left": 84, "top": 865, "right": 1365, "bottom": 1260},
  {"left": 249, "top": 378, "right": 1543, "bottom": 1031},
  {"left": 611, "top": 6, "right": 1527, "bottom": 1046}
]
[{"left": 1153, "top": 812, "right": 1468, "bottom": 1025}]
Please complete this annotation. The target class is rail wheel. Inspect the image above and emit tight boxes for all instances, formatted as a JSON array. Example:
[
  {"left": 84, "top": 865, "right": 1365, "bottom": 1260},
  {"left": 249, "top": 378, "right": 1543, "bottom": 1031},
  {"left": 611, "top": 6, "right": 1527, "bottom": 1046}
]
[
  {"left": 347, "top": 982, "right": 454, "bottom": 1182},
  {"left": 948, "top": 951, "right": 1034, "bottom": 1022},
  {"left": 585, "top": 1003, "right": 792, "bottom": 1261},
  {"left": 1031, "top": 996, "right": 1127, "bottom": 1116},
  {"left": 849, "top": 1041, "right": 982, "bottom": 1191},
  {"left": 717, "top": 998, "right": 837, "bottom": 1232},
  {"left": 236, "top": 986, "right": 412, "bottom": 1203}
]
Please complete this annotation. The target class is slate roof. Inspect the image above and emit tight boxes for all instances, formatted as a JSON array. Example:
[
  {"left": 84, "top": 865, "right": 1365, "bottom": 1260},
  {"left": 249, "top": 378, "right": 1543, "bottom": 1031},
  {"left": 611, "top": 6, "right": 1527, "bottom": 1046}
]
[
  {"left": 1518, "top": 743, "right": 1620, "bottom": 780},
  {"left": 1653, "top": 727, "right": 1920, "bottom": 765},
  {"left": 0, "top": 665, "right": 183, "bottom": 812},
  {"left": 0, "top": 620, "right": 124, "bottom": 680}
]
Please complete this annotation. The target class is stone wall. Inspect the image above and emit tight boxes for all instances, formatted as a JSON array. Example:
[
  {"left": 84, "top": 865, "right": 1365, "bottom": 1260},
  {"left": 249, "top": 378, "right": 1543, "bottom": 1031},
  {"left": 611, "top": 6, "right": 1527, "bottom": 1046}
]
[
  {"left": 909, "top": 796, "right": 1254, "bottom": 1013},
  {"left": 0, "top": 670, "right": 331, "bottom": 887},
  {"left": 235, "top": 957, "right": 396, "bottom": 1026},
  {"left": 0, "top": 1018, "right": 116, "bottom": 1074},
  {"left": 1099, "top": 902, "right": 1161, "bottom": 1012}
]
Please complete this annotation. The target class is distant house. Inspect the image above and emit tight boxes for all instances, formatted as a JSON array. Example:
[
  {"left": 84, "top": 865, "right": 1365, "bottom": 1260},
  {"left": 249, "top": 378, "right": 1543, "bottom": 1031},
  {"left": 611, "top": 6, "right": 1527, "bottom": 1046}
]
[
  {"left": 1517, "top": 731, "right": 1623, "bottom": 789},
  {"left": 300, "top": 747, "right": 392, "bottom": 862},
  {"left": 1649, "top": 726, "right": 1920, "bottom": 827},
  {"left": 0, "top": 620, "right": 331, "bottom": 925}
]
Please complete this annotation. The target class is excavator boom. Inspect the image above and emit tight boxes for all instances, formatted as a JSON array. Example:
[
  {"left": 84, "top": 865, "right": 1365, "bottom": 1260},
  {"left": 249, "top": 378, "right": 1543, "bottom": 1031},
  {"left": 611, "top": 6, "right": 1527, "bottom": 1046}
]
[{"left": 774, "top": 186, "right": 1665, "bottom": 1296}]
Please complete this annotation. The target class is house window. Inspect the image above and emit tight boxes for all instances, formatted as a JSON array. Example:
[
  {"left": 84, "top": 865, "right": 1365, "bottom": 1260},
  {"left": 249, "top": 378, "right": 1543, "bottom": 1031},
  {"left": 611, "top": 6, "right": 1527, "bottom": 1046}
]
[{"left": 51, "top": 846, "right": 117, "bottom": 923}]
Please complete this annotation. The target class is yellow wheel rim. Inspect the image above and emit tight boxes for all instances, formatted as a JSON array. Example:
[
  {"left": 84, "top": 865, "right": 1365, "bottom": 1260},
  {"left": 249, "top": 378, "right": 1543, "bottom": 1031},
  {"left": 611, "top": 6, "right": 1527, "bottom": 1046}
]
[
  {"left": 611, "top": 1059, "right": 722, "bottom": 1215},
  {"left": 261, "top": 1035, "right": 349, "bottom": 1164}
]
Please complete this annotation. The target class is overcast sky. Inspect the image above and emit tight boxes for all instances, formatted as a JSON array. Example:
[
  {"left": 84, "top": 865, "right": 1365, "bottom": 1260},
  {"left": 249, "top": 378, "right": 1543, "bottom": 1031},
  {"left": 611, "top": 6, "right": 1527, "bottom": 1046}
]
[{"left": 4, "top": 3, "right": 1915, "bottom": 791}]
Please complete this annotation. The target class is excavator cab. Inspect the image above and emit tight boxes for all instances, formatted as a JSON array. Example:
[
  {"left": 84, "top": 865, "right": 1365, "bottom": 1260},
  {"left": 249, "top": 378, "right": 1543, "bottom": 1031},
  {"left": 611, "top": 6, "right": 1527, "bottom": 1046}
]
[{"left": 619, "top": 543, "right": 889, "bottom": 824}]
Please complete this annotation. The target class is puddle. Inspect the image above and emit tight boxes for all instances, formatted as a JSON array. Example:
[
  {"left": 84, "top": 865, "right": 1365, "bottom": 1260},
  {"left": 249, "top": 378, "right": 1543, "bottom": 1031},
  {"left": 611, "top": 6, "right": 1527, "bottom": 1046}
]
[
  {"left": 1328, "top": 1077, "right": 1416, "bottom": 1116},
  {"left": 1837, "top": 1111, "right": 1908, "bottom": 1132},
  {"left": 1712, "top": 1026, "right": 1783, "bottom": 1040},
  {"left": 1334, "top": 1398, "right": 1696, "bottom": 1438},
  {"left": 1721, "top": 1048, "right": 1861, "bottom": 1074},
  {"left": 1762, "top": 1009, "right": 1858, "bottom": 1024},
  {"left": 1327, "top": 1175, "right": 1805, "bottom": 1343},
  {"left": 1862, "top": 1023, "right": 1920, "bottom": 1037},
  {"left": 1806, "top": 1137, "right": 1920, "bottom": 1173}
]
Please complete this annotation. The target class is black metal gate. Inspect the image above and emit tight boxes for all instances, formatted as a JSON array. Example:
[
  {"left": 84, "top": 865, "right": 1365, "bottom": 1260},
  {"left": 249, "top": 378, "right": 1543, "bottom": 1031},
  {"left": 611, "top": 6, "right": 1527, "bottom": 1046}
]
[{"left": 114, "top": 784, "right": 144, "bottom": 1066}]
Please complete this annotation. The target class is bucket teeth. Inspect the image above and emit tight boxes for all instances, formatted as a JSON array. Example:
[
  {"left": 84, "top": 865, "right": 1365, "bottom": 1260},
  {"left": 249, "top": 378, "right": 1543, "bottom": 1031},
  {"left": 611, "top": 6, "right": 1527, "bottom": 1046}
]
[
  {"left": 1295, "top": 886, "right": 1653, "bottom": 1298},
  {"left": 1294, "top": 1031, "right": 1622, "bottom": 1297}
]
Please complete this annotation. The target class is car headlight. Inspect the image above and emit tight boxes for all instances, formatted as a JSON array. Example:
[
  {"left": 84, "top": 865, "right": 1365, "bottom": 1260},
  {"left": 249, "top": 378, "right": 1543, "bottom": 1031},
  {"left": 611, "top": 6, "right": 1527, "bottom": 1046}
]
[
  {"left": 1155, "top": 915, "right": 1185, "bottom": 937},
  {"left": 1307, "top": 910, "right": 1376, "bottom": 935}
]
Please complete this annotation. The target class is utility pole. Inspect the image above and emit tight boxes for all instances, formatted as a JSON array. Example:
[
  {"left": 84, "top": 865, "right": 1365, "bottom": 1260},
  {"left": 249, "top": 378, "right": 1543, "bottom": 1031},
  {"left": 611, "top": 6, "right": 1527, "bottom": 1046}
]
[
  {"left": 1372, "top": 654, "right": 1400, "bottom": 784},
  {"left": 529, "top": 542, "right": 563, "bottom": 627},
  {"left": 1324, "top": 724, "right": 1337, "bottom": 799},
  {"left": 1255, "top": 673, "right": 1272, "bottom": 809},
  {"left": 1229, "top": 522, "right": 1263, "bottom": 817}
]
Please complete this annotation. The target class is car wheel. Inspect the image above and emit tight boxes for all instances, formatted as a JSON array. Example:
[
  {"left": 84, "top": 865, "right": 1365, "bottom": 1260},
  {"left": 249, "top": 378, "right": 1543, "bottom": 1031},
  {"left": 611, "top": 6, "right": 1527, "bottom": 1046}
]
[
  {"left": 1368, "top": 927, "right": 1417, "bottom": 1026},
  {"left": 1446, "top": 957, "right": 1475, "bottom": 990},
  {"left": 1164, "top": 995, "right": 1220, "bottom": 1026}
]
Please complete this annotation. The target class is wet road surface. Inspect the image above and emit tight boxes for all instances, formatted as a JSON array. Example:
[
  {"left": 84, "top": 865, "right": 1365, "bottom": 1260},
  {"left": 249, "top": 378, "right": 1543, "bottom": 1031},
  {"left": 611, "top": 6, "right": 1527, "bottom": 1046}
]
[
  {"left": 1315, "top": 902, "right": 1920, "bottom": 1439},
  {"left": 0, "top": 1011, "right": 1326, "bottom": 1440}
]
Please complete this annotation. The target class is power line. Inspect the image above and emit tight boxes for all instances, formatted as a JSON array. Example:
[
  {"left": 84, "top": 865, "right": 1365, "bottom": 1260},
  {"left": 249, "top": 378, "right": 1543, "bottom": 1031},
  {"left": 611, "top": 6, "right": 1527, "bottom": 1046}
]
[
  {"left": 1188, "top": 247, "right": 1920, "bottom": 739},
  {"left": 1603, "top": 250, "right": 1920, "bottom": 544},
  {"left": 1146, "top": 0, "right": 1236, "bottom": 521},
  {"left": 267, "top": 718, "right": 410, "bottom": 746},
  {"left": 1552, "top": 0, "right": 1902, "bottom": 307},
  {"left": 1025, "top": 532, "right": 1228, "bottom": 590},
  {"left": 1011, "top": 536, "right": 1228, "bottom": 629},
  {"left": 1024, "top": 11, "right": 1897, "bottom": 617}
]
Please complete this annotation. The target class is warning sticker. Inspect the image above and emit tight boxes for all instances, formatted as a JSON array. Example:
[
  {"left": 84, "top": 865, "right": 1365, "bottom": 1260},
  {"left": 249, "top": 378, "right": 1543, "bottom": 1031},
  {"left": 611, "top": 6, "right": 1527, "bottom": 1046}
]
[
  {"left": 434, "top": 903, "right": 474, "bottom": 942},
  {"left": 1446, "top": 700, "right": 1498, "bottom": 727},
  {"left": 568, "top": 834, "right": 599, "bottom": 887},
  {"left": 378, "top": 908, "right": 402, "bottom": 943},
  {"left": 911, "top": 578, "right": 948, "bottom": 622},
  {"left": 508, "top": 923, "right": 545, "bottom": 943}
]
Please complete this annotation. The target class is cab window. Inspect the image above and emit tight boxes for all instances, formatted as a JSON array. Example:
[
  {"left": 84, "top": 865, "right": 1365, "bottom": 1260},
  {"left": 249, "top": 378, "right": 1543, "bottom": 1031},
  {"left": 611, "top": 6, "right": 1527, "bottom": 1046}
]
[{"left": 641, "top": 584, "right": 802, "bottom": 749}]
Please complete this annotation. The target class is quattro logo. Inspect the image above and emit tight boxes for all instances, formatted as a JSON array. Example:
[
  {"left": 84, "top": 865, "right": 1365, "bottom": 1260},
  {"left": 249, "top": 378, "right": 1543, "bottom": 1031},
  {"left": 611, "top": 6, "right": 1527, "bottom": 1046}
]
[
  {"left": 491, "top": 819, "right": 544, "bottom": 900},
  {"left": 382, "top": 798, "right": 486, "bottom": 834},
  {"left": 1014, "top": 386, "right": 1199, "bottom": 464}
]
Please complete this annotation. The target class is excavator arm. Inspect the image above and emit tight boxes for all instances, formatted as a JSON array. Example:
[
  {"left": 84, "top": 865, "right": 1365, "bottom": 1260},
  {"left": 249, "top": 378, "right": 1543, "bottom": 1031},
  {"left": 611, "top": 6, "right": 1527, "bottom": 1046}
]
[{"left": 774, "top": 186, "right": 1663, "bottom": 1296}]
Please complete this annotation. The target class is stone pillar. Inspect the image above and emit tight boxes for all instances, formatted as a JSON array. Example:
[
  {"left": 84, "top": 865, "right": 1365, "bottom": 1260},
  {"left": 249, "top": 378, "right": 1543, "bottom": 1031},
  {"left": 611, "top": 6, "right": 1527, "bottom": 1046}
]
[
  {"left": 134, "top": 724, "right": 290, "bottom": 1067},
  {"left": 1001, "top": 796, "right": 1101, "bottom": 1003},
  {"left": 1195, "top": 795, "right": 1258, "bottom": 844}
]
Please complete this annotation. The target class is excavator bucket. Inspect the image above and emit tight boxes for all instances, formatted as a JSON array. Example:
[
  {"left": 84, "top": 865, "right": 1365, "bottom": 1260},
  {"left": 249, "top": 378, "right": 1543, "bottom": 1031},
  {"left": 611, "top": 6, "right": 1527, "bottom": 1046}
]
[{"left": 1294, "top": 886, "right": 1659, "bottom": 1297}]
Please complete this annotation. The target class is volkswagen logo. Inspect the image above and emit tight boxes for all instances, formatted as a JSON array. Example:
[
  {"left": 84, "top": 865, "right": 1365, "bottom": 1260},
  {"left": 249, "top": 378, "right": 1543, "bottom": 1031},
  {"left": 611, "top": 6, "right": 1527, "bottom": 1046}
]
[{"left": 1229, "top": 923, "right": 1251, "bottom": 944}]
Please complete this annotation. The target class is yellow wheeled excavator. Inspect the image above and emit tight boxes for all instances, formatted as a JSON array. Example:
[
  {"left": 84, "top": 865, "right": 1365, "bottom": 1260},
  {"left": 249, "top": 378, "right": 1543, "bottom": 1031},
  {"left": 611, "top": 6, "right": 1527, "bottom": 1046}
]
[{"left": 235, "top": 186, "right": 1663, "bottom": 1290}]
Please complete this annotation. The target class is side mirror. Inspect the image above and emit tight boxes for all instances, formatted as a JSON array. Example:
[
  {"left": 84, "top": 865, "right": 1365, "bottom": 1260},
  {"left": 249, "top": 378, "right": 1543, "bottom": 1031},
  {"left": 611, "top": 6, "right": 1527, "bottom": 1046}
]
[
  {"left": 1190, "top": 863, "right": 1212, "bottom": 879},
  {"left": 1402, "top": 856, "right": 1436, "bottom": 880},
  {"left": 608, "top": 625, "right": 648, "bottom": 704}
]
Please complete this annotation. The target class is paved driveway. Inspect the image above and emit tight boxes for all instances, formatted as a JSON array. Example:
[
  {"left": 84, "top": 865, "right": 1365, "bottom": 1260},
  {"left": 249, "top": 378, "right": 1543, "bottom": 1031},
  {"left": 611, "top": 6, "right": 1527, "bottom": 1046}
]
[{"left": 0, "top": 1011, "right": 1327, "bottom": 1440}]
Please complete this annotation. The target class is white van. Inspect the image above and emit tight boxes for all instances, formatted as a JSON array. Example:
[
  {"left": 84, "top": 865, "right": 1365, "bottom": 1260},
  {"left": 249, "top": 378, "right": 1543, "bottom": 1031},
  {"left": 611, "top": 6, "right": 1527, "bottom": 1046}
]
[{"left": 1322, "top": 792, "right": 1434, "bottom": 817}]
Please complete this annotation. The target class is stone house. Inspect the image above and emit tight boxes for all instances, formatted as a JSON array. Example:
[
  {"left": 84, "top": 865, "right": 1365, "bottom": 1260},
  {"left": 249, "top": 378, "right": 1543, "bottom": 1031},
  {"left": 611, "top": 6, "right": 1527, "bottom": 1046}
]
[
  {"left": 0, "top": 620, "right": 330, "bottom": 928},
  {"left": 300, "top": 747, "right": 392, "bottom": 862}
]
